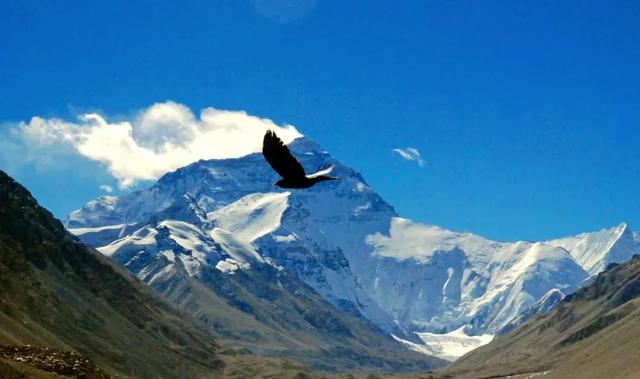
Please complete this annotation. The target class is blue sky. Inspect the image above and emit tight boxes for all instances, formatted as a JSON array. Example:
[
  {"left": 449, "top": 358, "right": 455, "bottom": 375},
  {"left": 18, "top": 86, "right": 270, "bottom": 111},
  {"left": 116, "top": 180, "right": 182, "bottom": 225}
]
[{"left": 1, "top": 0, "right": 639, "bottom": 241}]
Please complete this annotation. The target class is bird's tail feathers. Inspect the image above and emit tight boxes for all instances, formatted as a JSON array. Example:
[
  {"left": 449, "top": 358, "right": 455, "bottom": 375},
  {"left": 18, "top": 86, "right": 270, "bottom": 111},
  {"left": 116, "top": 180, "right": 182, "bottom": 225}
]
[{"left": 307, "top": 165, "right": 334, "bottom": 178}]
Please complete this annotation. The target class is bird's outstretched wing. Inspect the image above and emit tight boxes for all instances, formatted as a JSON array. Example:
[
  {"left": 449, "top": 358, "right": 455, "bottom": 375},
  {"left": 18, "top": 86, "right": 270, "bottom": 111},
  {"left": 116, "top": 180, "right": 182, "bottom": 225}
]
[{"left": 262, "top": 130, "right": 306, "bottom": 179}]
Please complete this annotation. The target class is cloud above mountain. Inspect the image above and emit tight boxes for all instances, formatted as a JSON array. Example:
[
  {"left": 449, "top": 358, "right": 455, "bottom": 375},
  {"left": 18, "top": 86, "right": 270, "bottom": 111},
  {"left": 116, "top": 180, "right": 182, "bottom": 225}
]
[
  {"left": 6, "top": 101, "right": 301, "bottom": 187},
  {"left": 392, "top": 147, "right": 425, "bottom": 167}
]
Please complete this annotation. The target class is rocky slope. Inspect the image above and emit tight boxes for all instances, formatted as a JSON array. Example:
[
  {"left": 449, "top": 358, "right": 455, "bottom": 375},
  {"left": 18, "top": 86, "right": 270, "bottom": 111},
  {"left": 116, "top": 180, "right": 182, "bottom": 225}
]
[
  {"left": 0, "top": 170, "right": 223, "bottom": 378},
  {"left": 0, "top": 345, "right": 109, "bottom": 378}
]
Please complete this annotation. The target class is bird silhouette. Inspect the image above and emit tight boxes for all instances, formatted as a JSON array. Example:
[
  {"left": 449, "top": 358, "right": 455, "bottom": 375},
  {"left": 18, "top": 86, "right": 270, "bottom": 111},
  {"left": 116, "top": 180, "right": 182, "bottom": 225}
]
[{"left": 262, "top": 130, "right": 336, "bottom": 189}]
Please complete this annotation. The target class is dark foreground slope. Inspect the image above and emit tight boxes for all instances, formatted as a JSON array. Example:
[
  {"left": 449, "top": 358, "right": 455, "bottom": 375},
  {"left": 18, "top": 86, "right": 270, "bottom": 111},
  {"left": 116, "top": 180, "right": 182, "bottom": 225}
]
[
  {"left": 445, "top": 255, "right": 640, "bottom": 379},
  {"left": 0, "top": 170, "right": 222, "bottom": 378}
]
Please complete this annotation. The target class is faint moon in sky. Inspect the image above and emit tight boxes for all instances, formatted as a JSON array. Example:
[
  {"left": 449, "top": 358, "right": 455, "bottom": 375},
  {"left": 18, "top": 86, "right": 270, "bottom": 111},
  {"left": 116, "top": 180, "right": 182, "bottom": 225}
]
[{"left": 251, "top": 0, "right": 317, "bottom": 23}]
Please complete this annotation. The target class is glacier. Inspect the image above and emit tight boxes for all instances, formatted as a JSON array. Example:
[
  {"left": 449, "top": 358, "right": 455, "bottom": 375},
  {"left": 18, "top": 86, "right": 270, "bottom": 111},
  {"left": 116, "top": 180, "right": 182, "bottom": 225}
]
[
  {"left": 66, "top": 136, "right": 640, "bottom": 361},
  {"left": 393, "top": 327, "right": 494, "bottom": 362}
]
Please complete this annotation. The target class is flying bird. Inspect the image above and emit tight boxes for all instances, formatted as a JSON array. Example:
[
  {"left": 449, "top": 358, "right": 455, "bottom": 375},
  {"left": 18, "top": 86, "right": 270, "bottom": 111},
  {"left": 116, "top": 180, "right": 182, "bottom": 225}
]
[{"left": 262, "top": 130, "right": 336, "bottom": 189}]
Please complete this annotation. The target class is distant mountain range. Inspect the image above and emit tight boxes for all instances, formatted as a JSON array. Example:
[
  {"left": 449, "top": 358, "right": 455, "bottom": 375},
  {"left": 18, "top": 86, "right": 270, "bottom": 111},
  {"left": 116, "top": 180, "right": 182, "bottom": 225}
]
[{"left": 66, "top": 136, "right": 640, "bottom": 362}]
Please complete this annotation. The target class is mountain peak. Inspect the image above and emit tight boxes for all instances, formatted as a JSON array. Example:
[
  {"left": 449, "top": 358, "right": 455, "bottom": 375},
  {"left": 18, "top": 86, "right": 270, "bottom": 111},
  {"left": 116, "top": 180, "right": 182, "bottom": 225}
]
[
  {"left": 617, "top": 222, "right": 631, "bottom": 235},
  {"left": 548, "top": 222, "right": 640, "bottom": 275},
  {"left": 289, "top": 136, "right": 325, "bottom": 152}
]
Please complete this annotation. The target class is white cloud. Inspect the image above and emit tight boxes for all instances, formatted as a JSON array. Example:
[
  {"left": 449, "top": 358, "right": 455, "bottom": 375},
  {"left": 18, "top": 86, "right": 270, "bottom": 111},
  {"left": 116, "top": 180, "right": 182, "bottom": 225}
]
[
  {"left": 10, "top": 101, "right": 302, "bottom": 187},
  {"left": 99, "top": 184, "right": 113, "bottom": 193},
  {"left": 392, "top": 147, "right": 425, "bottom": 167}
]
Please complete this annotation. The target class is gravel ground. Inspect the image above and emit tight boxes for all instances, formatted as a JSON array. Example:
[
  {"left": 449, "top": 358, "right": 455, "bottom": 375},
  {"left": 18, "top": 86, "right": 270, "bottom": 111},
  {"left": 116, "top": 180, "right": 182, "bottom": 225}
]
[{"left": 0, "top": 345, "right": 110, "bottom": 378}]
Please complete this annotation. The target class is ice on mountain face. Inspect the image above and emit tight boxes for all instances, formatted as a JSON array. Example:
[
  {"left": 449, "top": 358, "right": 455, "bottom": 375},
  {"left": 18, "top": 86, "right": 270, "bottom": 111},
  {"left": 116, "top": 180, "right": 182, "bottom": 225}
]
[
  {"left": 366, "top": 217, "right": 500, "bottom": 263},
  {"left": 68, "top": 223, "right": 127, "bottom": 236},
  {"left": 67, "top": 135, "right": 640, "bottom": 357},
  {"left": 66, "top": 196, "right": 120, "bottom": 228},
  {"left": 208, "top": 227, "right": 263, "bottom": 265},
  {"left": 367, "top": 249, "right": 471, "bottom": 332},
  {"left": 215, "top": 258, "right": 250, "bottom": 274},
  {"left": 364, "top": 221, "right": 588, "bottom": 335},
  {"left": 67, "top": 223, "right": 134, "bottom": 247},
  {"left": 98, "top": 225, "right": 159, "bottom": 258},
  {"left": 273, "top": 234, "right": 297, "bottom": 243},
  {"left": 466, "top": 243, "right": 587, "bottom": 334},
  {"left": 159, "top": 220, "right": 216, "bottom": 253},
  {"left": 96, "top": 218, "right": 267, "bottom": 278},
  {"left": 207, "top": 192, "right": 290, "bottom": 242}
]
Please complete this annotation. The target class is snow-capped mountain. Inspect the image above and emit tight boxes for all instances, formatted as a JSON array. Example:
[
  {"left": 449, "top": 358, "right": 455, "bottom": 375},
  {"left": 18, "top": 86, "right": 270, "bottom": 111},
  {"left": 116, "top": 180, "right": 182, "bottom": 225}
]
[
  {"left": 363, "top": 219, "right": 589, "bottom": 335},
  {"left": 68, "top": 137, "right": 401, "bottom": 333},
  {"left": 548, "top": 223, "right": 637, "bottom": 275},
  {"left": 66, "top": 136, "right": 640, "bottom": 361},
  {"left": 70, "top": 177, "right": 441, "bottom": 369}
]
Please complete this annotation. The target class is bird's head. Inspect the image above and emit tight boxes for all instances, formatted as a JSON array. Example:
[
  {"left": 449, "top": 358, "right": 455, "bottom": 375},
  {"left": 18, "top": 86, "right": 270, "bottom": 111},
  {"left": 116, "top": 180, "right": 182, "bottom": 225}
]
[{"left": 275, "top": 179, "right": 286, "bottom": 188}]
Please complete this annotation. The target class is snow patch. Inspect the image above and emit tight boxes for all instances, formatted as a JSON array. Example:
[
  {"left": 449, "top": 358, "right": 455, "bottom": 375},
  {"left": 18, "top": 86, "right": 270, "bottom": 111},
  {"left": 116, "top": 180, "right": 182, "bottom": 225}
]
[
  {"left": 416, "top": 327, "right": 494, "bottom": 361},
  {"left": 158, "top": 220, "right": 216, "bottom": 255},
  {"left": 366, "top": 217, "right": 497, "bottom": 262},
  {"left": 209, "top": 227, "right": 263, "bottom": 264},
  {"left": 98, "top": 226, "right": 158, "bottom": 257},
  {"left": 208, "top": 192, "right": 290, "bottom": 242},
  {"left": 392, "top": 335, "right": 438, "bottom": 357},
  {"left": 161, "top": 250, "right": 176, "bottom": 262},
  {"left": 274, "top": 234, "right": 297, "bottom": 243},
  {"left": 215, "top": 258, "right": 250, "bottom": 274},
  {"left": 354, "top": 202, "right": 371, "bottom": 216},
  {"left": 68, "top": 223, "right": 127, "bottom": 236}
]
